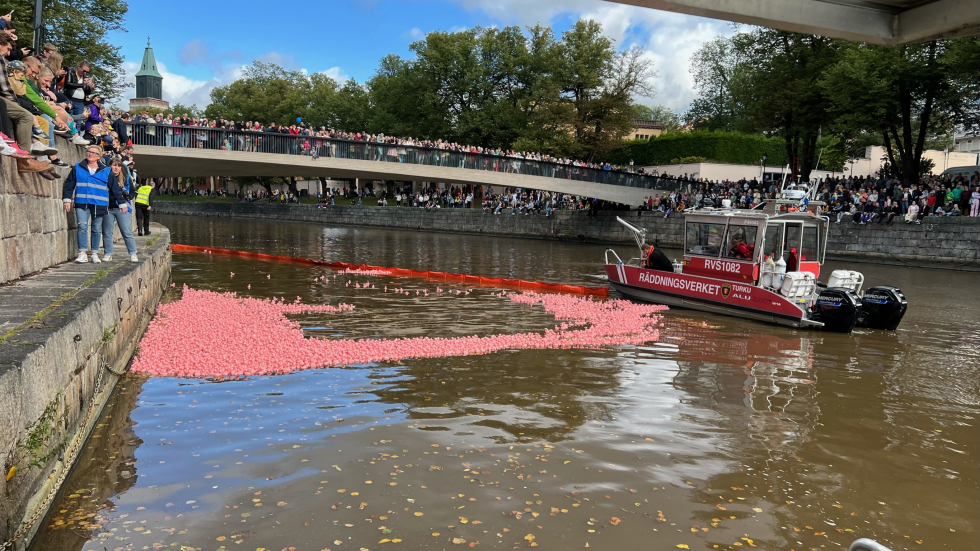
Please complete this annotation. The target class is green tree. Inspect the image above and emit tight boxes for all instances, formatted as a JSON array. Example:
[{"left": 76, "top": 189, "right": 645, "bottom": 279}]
[
  {"left": 632, "top": 104, "right": 681, "bottom": 132},
  {"left": 8, "top": 0, "right": 129, "bottom": 102},
  {"left": 205, "top": 61, "right": 315, "bottom": 124},
  {"left": 685, "top": 35, "right": 749, "bottom": 131},
  {"left": 821, "top": 36, "right": 980, "bottom": 186},
  {"left": 687, "top": 30, "right": 843, "bottom": 181}
]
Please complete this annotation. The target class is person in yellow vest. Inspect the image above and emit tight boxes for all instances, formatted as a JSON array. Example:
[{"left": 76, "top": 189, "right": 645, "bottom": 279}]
[{"left": 134, "top": 181, "right": 156, "bottom": 236}]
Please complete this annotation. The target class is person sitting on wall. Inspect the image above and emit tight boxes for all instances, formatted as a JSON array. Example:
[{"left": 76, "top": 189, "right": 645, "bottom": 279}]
[{"left": 641, "top": 244, "right": 674, "bottom": 272}]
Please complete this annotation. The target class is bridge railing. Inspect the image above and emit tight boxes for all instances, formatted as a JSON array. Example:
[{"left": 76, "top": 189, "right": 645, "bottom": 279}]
[{"left": 126, "top": 123, "right": 688, "bottom": 193}]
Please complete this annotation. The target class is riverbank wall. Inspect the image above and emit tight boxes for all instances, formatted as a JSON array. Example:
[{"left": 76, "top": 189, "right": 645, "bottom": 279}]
[
  {"left": 0, "top": 136, "right": 86, "bottom": 286},
  {"left": 155, "top": 202, "right": 979, "bottom": 270},
  {"left": 0, "top": 228, "right": 171, "bottom": 550}
]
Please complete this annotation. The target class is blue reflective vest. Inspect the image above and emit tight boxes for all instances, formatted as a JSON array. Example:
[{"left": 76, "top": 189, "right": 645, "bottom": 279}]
[{"left": 73, "top": 164, "right": 111, "bottom": 207}]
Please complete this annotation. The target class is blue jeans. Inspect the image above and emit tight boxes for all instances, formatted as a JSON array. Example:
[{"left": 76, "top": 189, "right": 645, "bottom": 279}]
[
  {"left": 102, "top": 207, "right": 137, "bottom": 255},
  {"left": 75, "top": 205, "right": 105, "bottom": 252},
  {"left": 70, "top": 99, "right": 85, "bottom": 116},
  {"left": 40, "top": 114, "right": 55, "bottom": 147}
]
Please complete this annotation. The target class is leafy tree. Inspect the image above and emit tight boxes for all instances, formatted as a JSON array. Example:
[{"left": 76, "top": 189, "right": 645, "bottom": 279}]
[
  {"left": 205, "top": 61, "right": 314, "bottom": 124},
  {"left": 821, "top": 36, "right": 980, "bottom": 186},
  {"left": 687, "top": 30, "right": 843, "bottom": 181},
  {"left": 632, "top": 104, "right": 681, "bottom": 132},
  {"left": 685, "top": 36, "right": 749, "bottom": 131},
  {"left": 8, "top": 0, "right": 129, "bottom": 102}
]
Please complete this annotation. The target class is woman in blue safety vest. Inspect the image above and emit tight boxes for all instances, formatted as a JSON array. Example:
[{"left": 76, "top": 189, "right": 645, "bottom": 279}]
[
  {"left": 99, "top": 156, "right": 139, "bottom": 262},
  {"left": 62, "top": 145, "right": 126, "bottom": 263}
]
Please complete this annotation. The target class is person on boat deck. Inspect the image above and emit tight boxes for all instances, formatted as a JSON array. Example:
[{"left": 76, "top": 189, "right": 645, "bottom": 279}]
[
  {"left": 787, "top": 247, "right": 799, "bottom": 271},
  {"left": 728, "top": 234, "right": 754, "bottom": 259},
  {"left": 641, "top": 244, "right": 674, "bottom": 272}
]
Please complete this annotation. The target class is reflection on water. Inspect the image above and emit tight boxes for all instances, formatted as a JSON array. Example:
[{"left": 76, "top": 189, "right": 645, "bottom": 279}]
[{"left": 29, "top": 215, "right": 979, "bottom": 551}]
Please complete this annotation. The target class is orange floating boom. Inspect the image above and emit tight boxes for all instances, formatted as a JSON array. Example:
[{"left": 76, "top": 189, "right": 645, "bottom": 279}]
[{"left": 169, "top": 243, "right": 609, "bottom": 296}]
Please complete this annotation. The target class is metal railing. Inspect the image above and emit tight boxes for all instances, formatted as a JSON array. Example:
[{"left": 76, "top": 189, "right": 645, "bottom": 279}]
[{"left": 126, "top": 123, "right": 688, "bottom": 193}]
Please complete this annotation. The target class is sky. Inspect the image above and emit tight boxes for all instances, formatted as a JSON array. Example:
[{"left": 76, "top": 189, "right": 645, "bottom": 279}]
[{"left": 113, "top": 0, "right": 735, "bottom": 115}]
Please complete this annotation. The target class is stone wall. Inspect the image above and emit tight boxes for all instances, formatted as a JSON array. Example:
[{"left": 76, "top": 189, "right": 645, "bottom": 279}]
[
  {"left": 0, "top": 136, "right": 85, "bottom": 284},
  {"left": 154, "top": 202, "right": 980, "bottom": 270},
  {"left": 0, "top": 231, "right": 171, "bottom": 549}
]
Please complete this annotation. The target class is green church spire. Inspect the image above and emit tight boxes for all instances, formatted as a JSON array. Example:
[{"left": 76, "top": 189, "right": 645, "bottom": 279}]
[{"left": 135, "top": 37, "right": 162, "bottom": 78}]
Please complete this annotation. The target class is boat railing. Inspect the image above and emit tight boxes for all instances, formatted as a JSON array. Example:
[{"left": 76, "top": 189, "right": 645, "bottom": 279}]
[
  {"left": 605, "top": 249, "right": 641, "bottom": 267},
  {"left": 849, "top": 539, "right": 893, "bottom": 551}
]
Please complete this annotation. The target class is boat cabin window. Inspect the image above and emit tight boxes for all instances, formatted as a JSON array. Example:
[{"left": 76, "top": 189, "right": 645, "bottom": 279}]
[
  {"left": 783, "top": 223, "right": 803, "bottom": 262},
  {"left": 762, "top": 223, "right": 783, "bottom": 261},
  {"left": 801, "top": 225, "right": 819, "bottom": 262},
  {"left": 685, "top": 222, "right": 726, "bottom": 257},
  {"left": 724, "top": 225, "right": 758, "bottom": 261}
]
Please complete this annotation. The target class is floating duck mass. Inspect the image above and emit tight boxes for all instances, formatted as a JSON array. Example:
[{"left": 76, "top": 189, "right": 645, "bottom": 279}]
[{"left": 131, "top": 286, "right": 667, "bottom": 380}]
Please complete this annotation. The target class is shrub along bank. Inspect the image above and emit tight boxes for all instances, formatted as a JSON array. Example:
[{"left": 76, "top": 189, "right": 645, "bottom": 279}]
[{"left": 607, "top": 131, "right": 788, "bottom": 168}]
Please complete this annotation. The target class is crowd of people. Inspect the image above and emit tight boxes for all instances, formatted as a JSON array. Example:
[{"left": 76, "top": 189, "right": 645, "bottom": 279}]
[
  {"left": 0, "top": 14, "right": 155, "bottom": 264},
  {"left": 124, "top": 112, "right": 663, "bottom": 182},
  {"left": 630, "top": 172, "right": 980, "bottom": 222}
]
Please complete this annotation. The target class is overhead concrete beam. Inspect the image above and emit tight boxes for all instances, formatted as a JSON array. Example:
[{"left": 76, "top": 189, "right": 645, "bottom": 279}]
[
  {"left": 897, "top": 0, "right": 980, "bottom": 43},
  {"left": 133, "top": 146, "right": 663, "bottom": 206},
  {"left": 604, "top": 0, "right": 979, "bottom": 45}
]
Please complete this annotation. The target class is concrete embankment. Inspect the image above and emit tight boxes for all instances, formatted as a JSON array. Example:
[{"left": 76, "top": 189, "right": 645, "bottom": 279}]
[
  {"left": 0, "top": 227, "right": 171, "bottom": 550},
  {"left": 0, "top": 135, "right": 87, "bottom": 285},
  {"left": 155, "top": 202, "right": 979, "bottom": 270}
]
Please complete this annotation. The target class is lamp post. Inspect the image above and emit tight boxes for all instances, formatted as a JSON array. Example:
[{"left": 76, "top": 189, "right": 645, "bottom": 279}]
[
  {"left": 32, "top": 0, "right": 44, "bottom": 55},
  {"left": 761, "top": 153, "right": 768, "bottom": 183}
]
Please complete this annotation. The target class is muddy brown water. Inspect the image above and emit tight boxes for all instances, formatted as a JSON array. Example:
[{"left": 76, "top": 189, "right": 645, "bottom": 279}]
[{"left": 29, "top": 215, "right": 979, "bottom": 551}]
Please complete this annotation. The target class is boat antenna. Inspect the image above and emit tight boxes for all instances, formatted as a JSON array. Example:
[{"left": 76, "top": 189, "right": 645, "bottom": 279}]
[{"left": 616, "top": 216, "right": 647, "bottom": 250}]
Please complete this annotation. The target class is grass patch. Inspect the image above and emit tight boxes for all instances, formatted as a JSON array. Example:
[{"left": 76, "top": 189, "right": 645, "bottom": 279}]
[
  {"left": 101, "top": 323, "right": 117, "bottom": 343},
  {"left": 18, "top": 395, "right": 67, "bottom": 469}
]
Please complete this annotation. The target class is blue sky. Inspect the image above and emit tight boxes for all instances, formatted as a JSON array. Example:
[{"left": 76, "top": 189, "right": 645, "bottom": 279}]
[{"left": 114, "top": 0, "right": 733, "bottom": 113}]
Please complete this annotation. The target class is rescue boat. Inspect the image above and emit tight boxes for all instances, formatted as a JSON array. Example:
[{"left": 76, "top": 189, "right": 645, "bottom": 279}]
[{"left": 603, "top": 204, "right": 908, "bottom": 333}]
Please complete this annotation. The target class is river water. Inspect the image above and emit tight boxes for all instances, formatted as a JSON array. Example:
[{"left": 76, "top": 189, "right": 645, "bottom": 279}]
[{"left": 31, "top": 215, "right": 979, "bottom": 551}]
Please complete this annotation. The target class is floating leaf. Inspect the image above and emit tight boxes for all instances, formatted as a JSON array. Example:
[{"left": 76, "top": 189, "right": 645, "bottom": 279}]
[
  {"left": 676, "top": 546, "right": 689, "bottom": 549},
  {"left": 453, "top": 537, "right": 467, "bottom": 544},
  {"left": 610, "top": 517, "right": 621, "bottom": 526}
]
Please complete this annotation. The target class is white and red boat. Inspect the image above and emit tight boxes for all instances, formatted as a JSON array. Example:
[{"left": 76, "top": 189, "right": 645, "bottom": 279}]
[{"left": 603, "top": 205, "right": 908, "bottom": 333}]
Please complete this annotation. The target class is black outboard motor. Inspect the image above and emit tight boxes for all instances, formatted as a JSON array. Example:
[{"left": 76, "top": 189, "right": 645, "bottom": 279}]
[
  {"left": 858, "top": 286, "right": 908, "bottom": 330},
  {"left": 812, "top": 288, "right": 862, "bottom": 333}
]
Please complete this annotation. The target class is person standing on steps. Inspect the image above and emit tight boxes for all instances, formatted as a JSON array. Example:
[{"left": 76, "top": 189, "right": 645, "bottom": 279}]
[
  {"left": 134, "top": 180, "right": 156, "bottom": 236},
  {"left": 62, "top": 145, "right": 118, "bottom": 263}
]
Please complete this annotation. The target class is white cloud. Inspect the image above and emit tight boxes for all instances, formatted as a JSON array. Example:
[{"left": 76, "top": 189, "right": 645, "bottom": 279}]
[
  {"left": 320, "top": 66, "right": 350, "bottom": 84},
  {"left": 450, "top": 0, "right": 733, "bottom": 113},
  {"left": 407, "top": 27, "right": 425, "bottom": 40},
  {"left": 254, "top": 51, "right": 301, "bottom": 70},
  {"left": 119, "top": 60, "right": 239, "bottom": 109}
]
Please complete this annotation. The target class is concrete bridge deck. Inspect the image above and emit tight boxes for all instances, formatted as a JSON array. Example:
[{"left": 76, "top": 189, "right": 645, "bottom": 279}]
[{"left": 133, "top": 145, "right": 671, "bottom": 206}]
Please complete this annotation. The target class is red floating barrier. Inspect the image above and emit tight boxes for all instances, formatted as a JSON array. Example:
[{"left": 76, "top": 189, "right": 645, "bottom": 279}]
[{"left": 168, "top": 244, "right": 608, "bottom": 296}]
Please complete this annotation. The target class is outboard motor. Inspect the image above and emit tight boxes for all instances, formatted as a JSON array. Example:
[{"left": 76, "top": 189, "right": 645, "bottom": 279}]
[
  {"left": 858, "top": 286, "right": 908, "bottom": 330},
  {"left": 812, "top": 288, "right": 862, "bottom": 333}
]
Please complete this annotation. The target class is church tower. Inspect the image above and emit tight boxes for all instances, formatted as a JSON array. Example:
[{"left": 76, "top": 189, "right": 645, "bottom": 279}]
[{"left": 129, "top": 38, "right": 169, "bottom": 111}]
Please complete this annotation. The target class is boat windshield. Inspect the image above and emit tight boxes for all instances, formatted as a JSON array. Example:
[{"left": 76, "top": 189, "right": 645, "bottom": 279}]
[
  {"left": 802, "top": 225, "right": 819, "bottom": 262},
  {"left": 723, "top": 224, "right": 759, "bottom": 261},
  {"left": 783, "top": 223, "right": 803, "bottom": 261},
  {"left": 762, "top": 223, "right": 783, "bottom": 261},
  {"left": 685, "top": 222, "right": 726, "bottom": 257}
]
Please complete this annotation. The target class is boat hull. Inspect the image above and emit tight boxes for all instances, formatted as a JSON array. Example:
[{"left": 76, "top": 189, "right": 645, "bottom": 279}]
[{"left": 605, "top": 264, "right": 817, "bottom": 328}]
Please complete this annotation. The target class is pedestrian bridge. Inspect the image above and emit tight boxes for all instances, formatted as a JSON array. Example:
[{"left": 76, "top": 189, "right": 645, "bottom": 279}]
[{"left": 128, "top": 124, "right": 683, "bottom": 205}]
